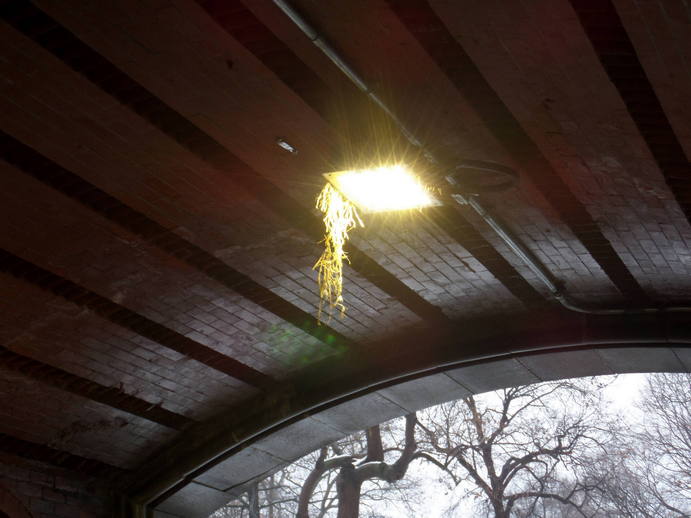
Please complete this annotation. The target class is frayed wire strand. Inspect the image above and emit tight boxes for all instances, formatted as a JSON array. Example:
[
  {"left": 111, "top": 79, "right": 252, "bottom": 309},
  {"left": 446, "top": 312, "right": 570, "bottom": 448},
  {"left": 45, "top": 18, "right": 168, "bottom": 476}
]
[{"left": 313, "top": 183, "right": 363, "bottom": 323}]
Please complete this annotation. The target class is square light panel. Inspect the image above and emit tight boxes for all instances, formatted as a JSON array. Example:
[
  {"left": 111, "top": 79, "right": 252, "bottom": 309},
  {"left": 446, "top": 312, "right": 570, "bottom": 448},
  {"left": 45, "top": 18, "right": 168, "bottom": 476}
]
[{"left": 323, "top": 165, "right": 441, "bottom": 213}]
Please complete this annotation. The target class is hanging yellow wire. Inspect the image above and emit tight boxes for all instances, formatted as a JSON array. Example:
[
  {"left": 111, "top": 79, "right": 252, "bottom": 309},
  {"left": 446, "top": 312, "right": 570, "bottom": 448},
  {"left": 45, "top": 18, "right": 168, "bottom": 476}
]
[{"left": 314, "top": 183, "right": 363, "bottom": 322}]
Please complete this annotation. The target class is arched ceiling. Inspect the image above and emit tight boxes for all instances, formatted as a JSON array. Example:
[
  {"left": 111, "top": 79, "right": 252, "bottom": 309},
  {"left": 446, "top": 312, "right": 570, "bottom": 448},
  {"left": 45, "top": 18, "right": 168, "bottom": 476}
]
[{"left": 0, "top": 0, "right": 690, "bottom": 516}]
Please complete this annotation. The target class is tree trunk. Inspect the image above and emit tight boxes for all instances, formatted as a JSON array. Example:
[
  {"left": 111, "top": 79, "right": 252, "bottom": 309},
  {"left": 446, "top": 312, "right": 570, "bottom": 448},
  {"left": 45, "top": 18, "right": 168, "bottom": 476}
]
[
  {"left": 336, "top": 465, "right": 362, "bottom": 518},
  {"left": 268, "top": 474, "right": 275, "bottom": 518},
  {"left": 248, "top": 481, "right": 260, "bottom": 518},
  {"left": 491, "top": 497, "right": 509, "bottom": 518}
]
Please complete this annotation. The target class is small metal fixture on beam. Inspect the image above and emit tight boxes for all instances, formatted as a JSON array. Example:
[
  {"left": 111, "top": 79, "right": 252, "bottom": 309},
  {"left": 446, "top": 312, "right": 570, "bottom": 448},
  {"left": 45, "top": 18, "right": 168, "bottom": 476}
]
[{"left": 276, "top": 137, "right": 298, "bottom": 154}]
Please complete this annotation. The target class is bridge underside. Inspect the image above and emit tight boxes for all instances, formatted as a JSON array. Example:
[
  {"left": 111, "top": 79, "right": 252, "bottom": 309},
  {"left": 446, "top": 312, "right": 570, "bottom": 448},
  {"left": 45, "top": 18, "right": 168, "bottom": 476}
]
[{"left": 0, "top": 0, "right": 690, "bottom": 517}]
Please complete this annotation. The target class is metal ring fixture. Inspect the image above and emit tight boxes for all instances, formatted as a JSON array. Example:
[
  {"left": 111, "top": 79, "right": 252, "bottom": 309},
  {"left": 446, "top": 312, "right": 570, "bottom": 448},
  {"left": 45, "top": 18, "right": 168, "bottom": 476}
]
[{"left": 446, "top": 159, "right": 519, "bottom": 194}]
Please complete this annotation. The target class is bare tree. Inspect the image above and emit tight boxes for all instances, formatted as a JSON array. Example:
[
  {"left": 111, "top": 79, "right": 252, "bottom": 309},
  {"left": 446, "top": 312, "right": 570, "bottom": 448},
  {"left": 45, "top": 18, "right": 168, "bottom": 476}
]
[
  {"left": 212, "top": 413, "right": 441, "bottom": 518},
  {"left": 211, "top": 472, "right": 298, "bottom": 518},
  {"left": 417, "top": 379, "right": 613, "bottom": 518},
  {"left": 582, "top": 373, "right": 690, "bottom": 518},
  {"left": 296, "top": 414, "right": 423, "bottom": 518},
  {"left": 639, "top": 372, "right": 691, "bottom": 508},
  {"left": 212, "top": 374, "right": 689, "bottom": 518}
]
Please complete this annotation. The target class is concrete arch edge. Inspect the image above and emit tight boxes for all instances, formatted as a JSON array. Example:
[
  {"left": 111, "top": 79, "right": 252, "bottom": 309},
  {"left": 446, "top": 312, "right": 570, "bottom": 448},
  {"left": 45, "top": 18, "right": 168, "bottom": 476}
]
[{"left": 135, "top": 310, "right": 691, "bottom": 517}]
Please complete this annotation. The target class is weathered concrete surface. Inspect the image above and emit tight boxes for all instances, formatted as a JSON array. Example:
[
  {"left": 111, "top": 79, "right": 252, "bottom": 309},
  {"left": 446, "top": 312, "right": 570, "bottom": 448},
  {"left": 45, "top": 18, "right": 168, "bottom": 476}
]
[{"left": 146, "top": 310, "right": 691, "bottom": 517}]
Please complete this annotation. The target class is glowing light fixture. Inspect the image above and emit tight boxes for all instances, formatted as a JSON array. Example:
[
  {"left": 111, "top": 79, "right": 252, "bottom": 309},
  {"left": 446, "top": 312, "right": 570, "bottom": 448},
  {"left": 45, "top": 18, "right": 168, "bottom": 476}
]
[
  {"left": 323, "top": 165, "right": 440, "bottom": 213},
  {"left": 314, "top": 165, "right": 438, "bottom": 323}
]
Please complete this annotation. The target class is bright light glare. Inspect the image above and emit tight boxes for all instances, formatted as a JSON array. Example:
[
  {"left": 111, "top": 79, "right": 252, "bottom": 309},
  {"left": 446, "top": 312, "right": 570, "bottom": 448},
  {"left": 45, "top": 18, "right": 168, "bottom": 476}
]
[{"left": 323, "top": 165, "right": 439, "bottom": 213}]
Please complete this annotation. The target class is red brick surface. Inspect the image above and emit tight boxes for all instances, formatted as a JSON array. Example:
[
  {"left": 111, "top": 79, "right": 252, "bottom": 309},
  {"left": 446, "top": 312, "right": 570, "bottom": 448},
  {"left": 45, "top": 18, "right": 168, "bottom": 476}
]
[
  {"left": 0, "top": 455, "right": 113, "bottom": 518},
  {"left": 0, "top": 366, "right": 174, "bottom": 469},
  {"left": 0, "top": 162, "right": 328, "bottom": 375},
  {"left": 0, "top": 274, "right": 256, "bottom": 421},
  {"left": 240, "top": 0, "right": 656, "bottom": 304},
  {"left": 425, "top": 0, "right": 691, "bottom": 301},
  {"left": 0, "top": 21, "right": 423, "bottom": 342},
  {"left": 30, "top": 0, "right": 544, "bottom": 319},
  {"left": 611, "top": 0, "right": 691, "bottom": 158},
  {"left": 353, "top": 216, "right": 527, "bottom": 318}
]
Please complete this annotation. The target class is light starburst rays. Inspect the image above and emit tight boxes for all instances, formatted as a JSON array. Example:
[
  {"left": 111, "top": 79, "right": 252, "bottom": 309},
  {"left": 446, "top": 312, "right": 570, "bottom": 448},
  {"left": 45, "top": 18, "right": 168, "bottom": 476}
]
[
  {"left": 313, "top": 183, "right": 364, "bottom": 323},
  {"left": 325, "top": 165, "right": 438, "bottom": 213}
]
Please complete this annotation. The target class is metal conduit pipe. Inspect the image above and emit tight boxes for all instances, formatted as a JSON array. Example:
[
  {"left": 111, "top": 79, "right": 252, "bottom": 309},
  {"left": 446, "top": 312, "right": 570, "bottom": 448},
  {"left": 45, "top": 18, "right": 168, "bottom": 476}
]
[
  {"left": 458, "top": 194, "right": 563, "bottom": 295},
  {"left": 272, "top": 0, "right": 691, "bottom": 315},
  {"left": 272, "top": 0, "right": 424, "bottom": 148},
  {"left": 456, "top": 193, "right": 691, "bottom": 314}
]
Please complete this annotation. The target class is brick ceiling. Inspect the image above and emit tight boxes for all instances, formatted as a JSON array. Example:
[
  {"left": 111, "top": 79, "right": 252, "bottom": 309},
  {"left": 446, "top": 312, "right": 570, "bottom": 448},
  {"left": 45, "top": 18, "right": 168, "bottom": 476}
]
[{"left": 1, "top": 0, "right": 690, "bottom": 515}]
